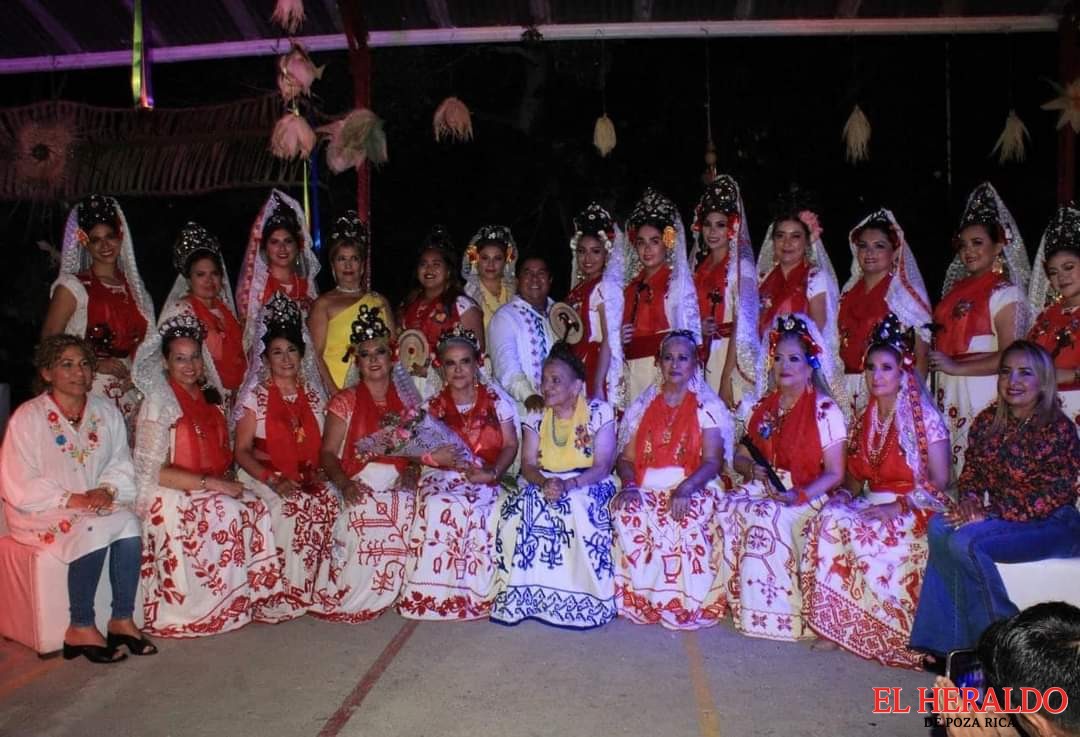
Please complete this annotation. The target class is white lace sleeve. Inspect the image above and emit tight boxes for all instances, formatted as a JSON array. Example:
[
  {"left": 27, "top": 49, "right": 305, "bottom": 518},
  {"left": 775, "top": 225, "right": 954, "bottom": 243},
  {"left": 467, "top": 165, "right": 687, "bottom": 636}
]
[{"left": 132, "top": 393, "right": 179, "bottom": 517}]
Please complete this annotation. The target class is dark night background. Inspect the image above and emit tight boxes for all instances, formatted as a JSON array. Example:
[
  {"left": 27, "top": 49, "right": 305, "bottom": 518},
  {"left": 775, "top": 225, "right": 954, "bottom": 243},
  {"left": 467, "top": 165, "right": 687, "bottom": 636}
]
[{"left": 0, "top": 30, "right": 1065, "bottom": 403}]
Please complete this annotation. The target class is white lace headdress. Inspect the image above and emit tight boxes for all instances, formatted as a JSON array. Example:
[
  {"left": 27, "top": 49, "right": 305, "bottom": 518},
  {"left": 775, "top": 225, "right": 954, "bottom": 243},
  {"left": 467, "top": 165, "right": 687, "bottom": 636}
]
[
  {"left": 1029, "top": 202, "right": 1080, "bottom": 312},
  {"left": 623, "top": 187, "right": 702, "bottom": 342},
  {"left": 234, "top": 189, "right": 320, "bottom": 351},
  {"left": 617, "top": 330, "right": 735, "bottom": 469},
  {"left": 842, "top": 208, "right": 933, "bottom": 342},
  {"left": 462, "top": 224, "right": 517, "bottom": 306},
  {"left": 688, "top": 174, "right": 761, "bottom": 402}
]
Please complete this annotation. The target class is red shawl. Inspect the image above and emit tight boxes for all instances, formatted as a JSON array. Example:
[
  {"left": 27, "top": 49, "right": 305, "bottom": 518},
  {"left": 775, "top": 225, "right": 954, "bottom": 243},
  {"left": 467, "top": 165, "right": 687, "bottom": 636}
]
[
  {"left": 758, "top": 261, "right": 810, "bottom": 335},
  {"left": 838, "top": 274, "right": 892, "bottom": 373},
  {"left": 187, "top": 296, "right": 246, "bottom": 391},
  {"left": 694, "top": 251, "right": 730, "bottom": 328},
  {"left": 169, "top": 378, "right": 232, "bottom": 477},
  {"left": 846, "top": 403, "right": 916, "bottom": 495},
  {"left": 1028, "top": 304, "right": 1080, "bottom": 386},
  {"left": 428, "top": 384, "right": 504, "bottom": 466},
  {"left": 341, "top": 383, "right": 408, "bottom": 478},
  {"left": 934, "top": 271, "right": 1004, "bottom": 357},
  {"left": 402, "top": 294, "right": 462, "bottom": 353},
  {"left": 623, "top": 265, "right": 672, "bottom": 360},
  {"left": 79, "top": 271, "right": 147, "bottom": 358},
  {"left": 568, "top": 277, "right": 602, "bottom": 397},
  {"left": 633, "top": 390, "right": 703, "bottom": 485},
  {"left": 746, "top": 388, "right": 823, "bottom": 493},
  {"left": 258, "top": 383, "right": 322, "bottom": 482}
]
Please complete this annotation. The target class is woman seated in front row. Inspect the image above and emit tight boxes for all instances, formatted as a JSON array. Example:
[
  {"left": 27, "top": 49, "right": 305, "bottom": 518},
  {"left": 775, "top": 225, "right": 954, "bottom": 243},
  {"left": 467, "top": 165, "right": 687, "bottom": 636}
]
[
  {"left": 611, "top": 329, "right": 733, "bottom": 630},
  {"left": 718, "top": 313, "right": 848, "bottom": 641},
  {"left": 234, "top": 293, "right": 339, "bottom": 618},
  {"left": 491, "top": 343, "right": 619, "bottom": 629},
  {"left": 909, "top": 340, "right": 1080, "bottom": 662},
  {"left": 135, "top": 315, "right": 293, "bottom": 637},
  {"left": 0, "top": 335, "right": 154, "bottom": 661},
  {"left": 398, "top": 325, "right": 518, "bottom": 620},
  {"left": 802, "top": 314, "right": 951, "bottom": 668},
  {"left": 316, "top": 306, "right": 420, "bottom": 622}
]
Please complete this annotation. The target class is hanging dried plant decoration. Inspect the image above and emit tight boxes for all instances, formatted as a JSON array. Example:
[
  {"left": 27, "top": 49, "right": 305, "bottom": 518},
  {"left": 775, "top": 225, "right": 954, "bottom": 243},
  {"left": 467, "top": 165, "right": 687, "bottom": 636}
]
[
  {"left": 593, "top": 114, "right": 616, "bottom": 157},
  {"left": 271, "top": 0, "right": 305, "bottom": 33},
  {"left": 991, "top": 109, "right": 1030, "bottom": 164},
  {"left": 1041, "top": 77, "right": 1080, "bottom": 133},
  {"left": 270, "top": 111, "right": 316, "bottom": 160},
  {"left": 842, "top": 104, "right": 871, "bottom": 163},
  {"left": 433, "top": 97, "right": 473, "bottom": 142},
  {"left": 318, "top": 108, "right": 388, "bottom": 173}
]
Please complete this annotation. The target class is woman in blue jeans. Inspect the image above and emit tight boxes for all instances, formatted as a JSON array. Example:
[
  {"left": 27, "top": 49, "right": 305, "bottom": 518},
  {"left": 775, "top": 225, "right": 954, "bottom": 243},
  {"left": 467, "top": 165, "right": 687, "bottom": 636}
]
[
  {"left": 0, "top": 335, "right": 155, "bottom": 662},
  {"left": 910, "top": 340, "right": 1080, "bottom": 662}
]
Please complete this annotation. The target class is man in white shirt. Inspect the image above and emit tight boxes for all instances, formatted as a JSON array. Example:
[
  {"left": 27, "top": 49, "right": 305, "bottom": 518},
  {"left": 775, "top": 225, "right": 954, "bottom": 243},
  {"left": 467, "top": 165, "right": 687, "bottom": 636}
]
[{"left": 488, "top": 256, "right": 555, "bottom": 416}]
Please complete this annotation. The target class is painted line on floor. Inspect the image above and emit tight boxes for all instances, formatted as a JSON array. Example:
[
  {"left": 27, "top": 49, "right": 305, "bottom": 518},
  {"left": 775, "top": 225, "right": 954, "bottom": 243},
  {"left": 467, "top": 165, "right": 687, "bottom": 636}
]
[
  {"left": 0, "top": 656, "right": 62, "bottom": 701},
  {"left": 682, "top": 631, "right": 722, "bottom": 737},
  {"left": 316, "top": 619, "right": 420, "bottom": 737}
]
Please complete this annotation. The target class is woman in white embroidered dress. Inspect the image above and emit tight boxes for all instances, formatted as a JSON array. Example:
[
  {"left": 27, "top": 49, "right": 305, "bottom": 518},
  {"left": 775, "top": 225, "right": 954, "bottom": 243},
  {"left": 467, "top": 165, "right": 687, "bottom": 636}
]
[
  {"left": 397, "top": 326, "right": 518, "bottom": 620},
  {"left": 133, "top": 314, "right": 292, "bottom": 637},
  {"left": 233, "top": 293, "right": 338, "bottom": 618},
  {"left": 315, "top": 306, "right": 420, "bottom": 622},
  {"left": 929, "top": 182, "right": 1031, "bottom": 476},
  {"left": 0, "top": 335, "right": 154, "bottom": 662},
  {"left": 42, "top": 195, "right": 155, "bottom": 431},
  {"left": 611, "top": 330, "right": 733, "bottom": 630},
  {"left": 491, "top": 342, "right": 619, "bottom": 629},
  {"left": 717, "top": 313, "right": 848, "bottom": 641},
  {"left": 802, "top": 314, "right": 951, "bottom": 668}
]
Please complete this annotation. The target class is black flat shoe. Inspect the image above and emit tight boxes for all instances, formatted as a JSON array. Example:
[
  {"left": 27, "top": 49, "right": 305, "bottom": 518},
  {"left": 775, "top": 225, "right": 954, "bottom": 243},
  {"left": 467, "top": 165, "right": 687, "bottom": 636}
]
[
  {"left": 62, "top": 642, "right": 127, "bottom": 664},
  {"left": 107, "top": 632, "right": 158, "bottom": 656}
]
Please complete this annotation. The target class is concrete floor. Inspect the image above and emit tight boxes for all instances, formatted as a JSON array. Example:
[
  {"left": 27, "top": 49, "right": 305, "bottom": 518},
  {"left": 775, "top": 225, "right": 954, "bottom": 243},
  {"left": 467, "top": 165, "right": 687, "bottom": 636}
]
[{"left": 0, "top": 614, "right": 939, "bottom": 737}]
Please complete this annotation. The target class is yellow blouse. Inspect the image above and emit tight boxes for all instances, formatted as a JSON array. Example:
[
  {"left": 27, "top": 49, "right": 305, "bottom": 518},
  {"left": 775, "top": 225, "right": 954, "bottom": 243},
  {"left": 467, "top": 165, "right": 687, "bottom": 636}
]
[{"left": 324, "top": 293, "right": 386, "bottom": 389}]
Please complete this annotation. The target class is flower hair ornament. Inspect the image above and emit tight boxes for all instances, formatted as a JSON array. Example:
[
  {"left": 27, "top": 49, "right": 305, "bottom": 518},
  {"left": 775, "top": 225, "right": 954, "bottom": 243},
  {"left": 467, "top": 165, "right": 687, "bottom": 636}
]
[
  {"left": 159, "top": 312, "right": 207, "bottom": 343},
  {"left": 329, "top": 210, "right": 370, "bottom": 255},
  {"left": 769, "top": 314, "right": 823, "bottom": 370},
  {"left": 262, "top": 292, "right": 304, "bottom": 346},
  {"left": 692, "top": 176, "right": 741, "bottom": 234},
  {"left": 465, "top": 224, "right": 516, "bottom": 266},
  {"left": 627, "top": 187, "right": 679, "bottom": 252},
  {"left": 75, "top": 194, "right": 123, "bottom": 247},
  {"left": 864, "top": 312, "right": 916, "bottom": 370},
  {"left": 570, "top": 203, "right": 616, "bottom": 255},
  {"left": 173, "top": 221, "right": 222, "bottom": 273},
  {"left": 797, "top": 210, "right": 823, "bottom": 242},
  {"left": 433, "top": 323, "right": 483, "bottom": 368}
]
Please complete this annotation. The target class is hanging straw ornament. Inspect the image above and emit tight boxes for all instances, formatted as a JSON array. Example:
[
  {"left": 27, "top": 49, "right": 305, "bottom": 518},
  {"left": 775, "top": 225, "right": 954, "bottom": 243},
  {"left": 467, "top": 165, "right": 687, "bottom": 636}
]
[
  {"left": 270, "top": 110, "right": 316, "bottom": 159},
  {"left": 990, "top": 109, "right": 1030, "bottom": 164},
  {"left": 271, "top": 0, "right": 305, "bottom": 33},
  {"left": 433, "top": 97, "right": 473, "bottom": 142},
  {"left": 277, "top": 43, "right": 324, "bottom": 103},
  {"left": 593, "top": 114, "right": 616, "bottom": 157},
  {"left": 1041, "top": 77, "right": 1080, "bottom": 133},
  {"left": 317, "top": 108, "right": 388, "bottom": 173},
  {"left": 842, "top": 104, "right": 871, "bottom": 163}
]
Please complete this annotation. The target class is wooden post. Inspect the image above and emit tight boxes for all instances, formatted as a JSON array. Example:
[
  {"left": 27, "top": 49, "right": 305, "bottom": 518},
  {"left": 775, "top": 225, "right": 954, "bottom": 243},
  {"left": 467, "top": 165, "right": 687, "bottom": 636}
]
[
  {"left": 1058, "top": 11, "right": 1077, "bottom": 204},
  {"left": 338, "top": 0, "right": 372, "bottom": 288}
]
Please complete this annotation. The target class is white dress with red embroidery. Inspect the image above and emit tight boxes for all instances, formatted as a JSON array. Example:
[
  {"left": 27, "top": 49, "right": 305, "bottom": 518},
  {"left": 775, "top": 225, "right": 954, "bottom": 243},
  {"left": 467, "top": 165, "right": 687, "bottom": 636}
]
[
  {"left": 801, "top": 395, "right": 948, "bottom": 668},
  {"left": 236, "top": 382, "right": 341, "bottom": 617},
  {"left": 397, "top": 387, "right": 516, "bottom": 620},
  {"left": 715, "top": 391, "right": 847, "bottom": 641},
  {"left": 310, "top": 388, "right": 416, "bottom": 622},
  {"left": 0, "top": 393, "right": 139, "bottom": 563},
  {"left": 134, "top": 391, "right": 292, "bottom": 637}
]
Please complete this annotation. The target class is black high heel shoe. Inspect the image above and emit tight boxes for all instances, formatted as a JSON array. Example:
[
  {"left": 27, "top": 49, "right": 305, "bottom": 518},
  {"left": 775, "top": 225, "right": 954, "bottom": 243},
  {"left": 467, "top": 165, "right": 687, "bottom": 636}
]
[
  {"left": 107, "top": 631, "right": 158, "bottom": 656},
  {"left": 62, "top": 642, "right": 127, "bottom": 664}
]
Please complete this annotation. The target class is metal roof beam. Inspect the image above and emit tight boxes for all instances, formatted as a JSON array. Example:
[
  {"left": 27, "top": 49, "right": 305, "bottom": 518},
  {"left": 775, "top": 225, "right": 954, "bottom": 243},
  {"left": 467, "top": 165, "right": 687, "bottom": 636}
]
[{"left": 0, "top": 17, "right": 1060, "bottom": 74}]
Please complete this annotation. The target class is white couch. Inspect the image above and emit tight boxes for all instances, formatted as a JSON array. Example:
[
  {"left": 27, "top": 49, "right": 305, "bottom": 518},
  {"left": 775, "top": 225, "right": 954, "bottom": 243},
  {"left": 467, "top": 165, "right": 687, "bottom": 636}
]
[
  {"left": 998, "top": 558, "right": 1080, "bottom": 611},
  {"left": 0, "top": 499, "right": 140, "bottom": 655}
]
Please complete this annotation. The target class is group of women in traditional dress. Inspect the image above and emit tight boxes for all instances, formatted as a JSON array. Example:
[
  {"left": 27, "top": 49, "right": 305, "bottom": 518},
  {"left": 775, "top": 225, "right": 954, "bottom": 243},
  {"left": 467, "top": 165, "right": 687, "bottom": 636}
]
[{"left": 1, "top": 177, "right": 1076, "bottom": 671}]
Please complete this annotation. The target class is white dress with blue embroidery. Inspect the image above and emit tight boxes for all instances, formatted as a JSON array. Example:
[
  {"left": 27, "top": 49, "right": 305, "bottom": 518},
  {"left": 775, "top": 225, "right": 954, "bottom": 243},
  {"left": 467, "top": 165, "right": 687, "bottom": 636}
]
[{"left": 491, "top": 399, "right": 618, "bottom": 629}]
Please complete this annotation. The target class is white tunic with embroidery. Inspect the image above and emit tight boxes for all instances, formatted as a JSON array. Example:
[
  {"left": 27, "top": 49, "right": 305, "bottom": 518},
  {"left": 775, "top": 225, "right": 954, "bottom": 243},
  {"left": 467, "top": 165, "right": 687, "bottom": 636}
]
[
  {"left": 0, "top": 394, "right": 139, "bottom": 563},
  {"left": 488, "top": 296, "right": 556, "bottom": 410}
]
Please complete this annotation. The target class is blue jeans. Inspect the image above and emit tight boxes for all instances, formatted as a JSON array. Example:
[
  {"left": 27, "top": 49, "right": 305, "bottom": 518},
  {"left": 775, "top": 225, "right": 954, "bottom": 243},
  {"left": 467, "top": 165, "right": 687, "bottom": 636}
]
[
  {"left": 909, "top": 505, "right": 1080, "bottom": 656},
  {"left": 67, "top": 536, "right": 141, "bottom": 628}
]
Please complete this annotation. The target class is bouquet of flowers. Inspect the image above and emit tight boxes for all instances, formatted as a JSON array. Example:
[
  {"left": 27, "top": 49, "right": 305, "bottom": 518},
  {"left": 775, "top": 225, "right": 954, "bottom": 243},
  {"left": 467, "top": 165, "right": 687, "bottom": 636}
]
[{"left": 354, "top": 407, "right": 477, "bottom": 466}]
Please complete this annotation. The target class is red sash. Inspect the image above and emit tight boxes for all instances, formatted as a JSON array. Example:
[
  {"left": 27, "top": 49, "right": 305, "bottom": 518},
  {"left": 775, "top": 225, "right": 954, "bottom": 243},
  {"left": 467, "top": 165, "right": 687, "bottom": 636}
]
[
  {"left": 1028, "top": 304, "right": 1080, "bottom": 387},
  {"left": 402, "top": 295, "right": 462, "bottom": 353},
  {"left": 934, "top": 271, "right": 1003, "bottom": 357},
  {"left": 758, "top": 261, "right": 810, "bottom": 335},
  {"left": 79, "top": 272, "right": 147, "bottom": 358},
  {"left": 623, "top": 265, "right": 671, "bottom": 360},
  {"left": 846, "top": 402, "right": 916, "bottom": 494},
  {"left": 341, "top": 383, "right": 408, "bottom": 478},
  {"left": 838, "top": 275, "right": 891, "bottom": 373},
  {"left": 169, "top": 378, "right": 231, "bottom": 477},
  {"left": 694, "top": 251, "right": 729, "bottom": 326},
  {"left": 258, "top": 383, "right": 322, "bottom": 482},
  {"left": 568, "top": 277, "right": 601, "bottom": 396},
  {"left": 633, "top": 390, "right": 703, "bottom": 485},
  {"left": 187, "top": 297, "right": 246, "bottom": 391},
  {"left": 746, "top": 388, "right": 823, "bottom": 490},
  {"left": 428, "top": 385, "right": 504, "bottom": 466}
]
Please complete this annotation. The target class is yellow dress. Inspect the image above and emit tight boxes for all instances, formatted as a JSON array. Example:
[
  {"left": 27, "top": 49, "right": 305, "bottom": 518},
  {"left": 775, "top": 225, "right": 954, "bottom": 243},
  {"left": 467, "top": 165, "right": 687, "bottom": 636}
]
[
  {"left": 324, "top": 293, "right": 386, "bottom": 389},
  {"left": 480, "top": 282, "right": 512, "bottom": 331}
]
